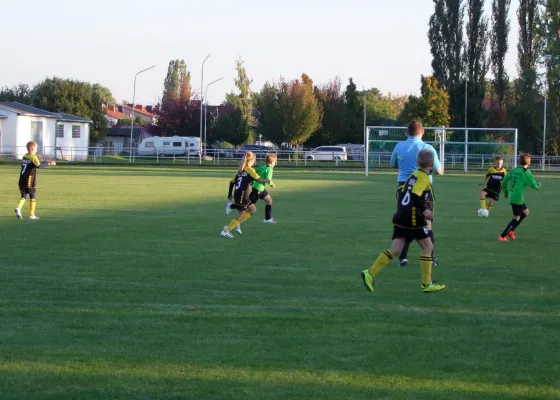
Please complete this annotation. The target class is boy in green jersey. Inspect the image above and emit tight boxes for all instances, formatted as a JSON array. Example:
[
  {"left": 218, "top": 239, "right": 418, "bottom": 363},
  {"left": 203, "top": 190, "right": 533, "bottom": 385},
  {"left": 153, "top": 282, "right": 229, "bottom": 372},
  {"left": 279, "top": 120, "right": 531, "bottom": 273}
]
[
  {"left": 498, "top": 153, "right": 542, "bottom": 242},
  {"left": 249, "top": 154, "right": 277, "bottom": 223}
]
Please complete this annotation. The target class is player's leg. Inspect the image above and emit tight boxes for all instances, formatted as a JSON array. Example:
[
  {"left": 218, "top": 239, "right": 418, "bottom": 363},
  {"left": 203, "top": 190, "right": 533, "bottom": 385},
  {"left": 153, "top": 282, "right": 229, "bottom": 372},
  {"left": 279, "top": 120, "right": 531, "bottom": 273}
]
[
  {"left": 499, "top": 204, "right": 522, "bottom": 241},
  {"left": 487, "top": 198, "right": 495, "bottom": 212},
  {"left": 509, "top": 206, "right": 528, "bottom": 240},
  {"left": 361, "top": 229, "right": 406, "bottom": 292},
  {"left": 15, "top": 188, "right": 27, "bottom": 219},
  {"left": 417, "top": 234, "right": 445, "bottom": 292},
  {"left": 262, "top": 191, "right": 275, "bottom": 223},
  {"left": 426, "top": 220, "right": 437, "bottom": 266},
  {"left": 399, "top": 242, "right": 410, "bottom": 266},
  {"left": 28, "top": 189, "right": 38, "bottom": 219},
  {"left": 479, "top": 189, "right": 488, "bottom": 210}
]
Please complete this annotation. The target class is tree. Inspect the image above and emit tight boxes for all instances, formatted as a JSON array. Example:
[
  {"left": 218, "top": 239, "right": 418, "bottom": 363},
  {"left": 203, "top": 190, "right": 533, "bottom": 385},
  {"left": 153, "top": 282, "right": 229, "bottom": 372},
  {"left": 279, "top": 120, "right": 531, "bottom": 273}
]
[
  {"left": 491, "top": 0, "right": 512, "bottom": 107},
  {"left": 225, "top": 59, "right": 253, "bottom": 144},
  {"left": 511, "top": 0, "right": 543, "bottom": 153},
  {"left": 309, "top": 77, "right": 345, "bottom": 147},
  {"left": 254, "top": 82, "right": 284, "bottom": 146},
  {"left": 364, "top": 89, "right": 408, "bottom": 123},
  {"left": 428, "top": 0, "right": 466, "bottom": 125},
  {"left": 0, "top": 84, "right": 32, "bottom": 103},
  {"left": 342, "top": 78, "right": 362, "bottom": 143},
  {"left": 162, "top": 60, "right": 191, "bottom": 106},
  {"left": 399, "top": 76, "right": 451, "bottom": 127},
  {"left": 464, "top": 0, "right": 490, "bottom": 127}
]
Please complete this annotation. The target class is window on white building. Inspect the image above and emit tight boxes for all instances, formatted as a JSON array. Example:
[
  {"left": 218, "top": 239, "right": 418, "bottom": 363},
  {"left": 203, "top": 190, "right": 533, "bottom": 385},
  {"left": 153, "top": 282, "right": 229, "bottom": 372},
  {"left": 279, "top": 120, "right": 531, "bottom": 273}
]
[
  {"left": 72, "top": 125, "right": 81, "bottom": 139},
  {"left": 56, "top": 125, "right": 64, "bottom": 138}
]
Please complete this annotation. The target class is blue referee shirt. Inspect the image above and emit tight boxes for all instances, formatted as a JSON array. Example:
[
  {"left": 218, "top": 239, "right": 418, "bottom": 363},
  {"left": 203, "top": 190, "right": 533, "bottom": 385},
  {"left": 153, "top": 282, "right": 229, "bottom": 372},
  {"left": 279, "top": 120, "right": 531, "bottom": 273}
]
[{"left": 390, "top": 137, "right": 441, "bottom": 183}]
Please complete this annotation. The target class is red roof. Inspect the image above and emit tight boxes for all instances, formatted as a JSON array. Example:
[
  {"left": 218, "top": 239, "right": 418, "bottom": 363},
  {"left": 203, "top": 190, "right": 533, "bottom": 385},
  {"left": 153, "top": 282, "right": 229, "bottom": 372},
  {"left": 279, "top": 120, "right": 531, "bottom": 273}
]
[
  {"left": 105, "top": 108, "right": 129, "bottom": 119},
  {"left": 122, "top": 104, "right": 154, "bottom": 117}
]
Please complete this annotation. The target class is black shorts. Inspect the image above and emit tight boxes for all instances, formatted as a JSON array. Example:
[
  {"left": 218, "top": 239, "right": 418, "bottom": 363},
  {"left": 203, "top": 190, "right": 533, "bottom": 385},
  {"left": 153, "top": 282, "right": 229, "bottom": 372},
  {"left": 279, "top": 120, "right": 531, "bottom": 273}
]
[
  {"left": 19, "top": 187, "right": 37, "bottom": 200},
  {"left": 231, "top": 189, "right": 249, "bottom": 210},
  {"left": 397, "top": 182, "right": 434, "bottom": 220},
  {"left": 483, "top": 188, "right": 500, "bottom": 201},
  {"left": 392, "top": 225, "right": 430, "bottom": 243},
  {"left": 511, "top": 203, "right": 528, "bottom": 217},
  {"left": 249, "top": 188, "right": 269, "bottom": 204}
]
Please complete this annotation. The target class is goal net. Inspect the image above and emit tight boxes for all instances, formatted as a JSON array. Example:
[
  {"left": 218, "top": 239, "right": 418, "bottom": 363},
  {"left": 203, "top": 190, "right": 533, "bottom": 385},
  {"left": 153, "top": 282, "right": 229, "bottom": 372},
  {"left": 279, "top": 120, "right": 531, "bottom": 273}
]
[{"left": 365, "top": 127, "right": 518, "bottom": 175}]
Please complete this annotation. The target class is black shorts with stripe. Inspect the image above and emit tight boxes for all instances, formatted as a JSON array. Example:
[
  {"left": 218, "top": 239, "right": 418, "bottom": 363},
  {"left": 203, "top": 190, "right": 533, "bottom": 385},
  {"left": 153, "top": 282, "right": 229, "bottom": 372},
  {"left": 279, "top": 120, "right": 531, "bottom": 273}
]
[
  {"left": 483, "top": 188, "right": 500, "bottom": 201},
  {"left": 392, "top": 225, "right": 430, "bottom": 243},
  {"left": 19, "top": 187, "right": 37, "bottom": 200},
  {"left": 511, "top": 203, "right": 527, "bottom": 217},
  {"left": 249, "top": 188, "right": 268, "bottom": 204}
]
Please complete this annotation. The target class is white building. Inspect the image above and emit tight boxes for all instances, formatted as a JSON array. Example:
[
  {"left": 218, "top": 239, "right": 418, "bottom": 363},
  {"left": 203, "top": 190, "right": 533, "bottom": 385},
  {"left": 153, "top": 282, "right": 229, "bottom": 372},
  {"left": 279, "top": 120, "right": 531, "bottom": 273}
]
[{"left": 0, "top": 102, "right": 92, "bottom": 161}]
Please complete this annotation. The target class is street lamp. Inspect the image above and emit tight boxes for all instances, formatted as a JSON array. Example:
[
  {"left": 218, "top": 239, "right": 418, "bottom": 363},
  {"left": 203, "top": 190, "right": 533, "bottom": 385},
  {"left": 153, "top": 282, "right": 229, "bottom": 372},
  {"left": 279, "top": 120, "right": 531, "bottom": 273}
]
[
  {"left": 129, "top": 65, "right": 156, "bottom": 162},
  {"left": 199, "top": 54, "right": 210, "bottom": 164},
  {"left": 543, "top": 54, "right": 552, "bottom": 171},
  {"left": 204, "top": 77, "right": 224, "bottom": 156}
]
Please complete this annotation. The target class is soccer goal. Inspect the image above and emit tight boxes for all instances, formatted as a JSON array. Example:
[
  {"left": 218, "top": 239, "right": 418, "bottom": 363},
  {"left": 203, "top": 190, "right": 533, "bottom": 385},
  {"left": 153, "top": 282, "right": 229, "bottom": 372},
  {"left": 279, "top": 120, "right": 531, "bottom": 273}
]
[{"left": 364, "top": 126, "right": 518, "bottom": 175}]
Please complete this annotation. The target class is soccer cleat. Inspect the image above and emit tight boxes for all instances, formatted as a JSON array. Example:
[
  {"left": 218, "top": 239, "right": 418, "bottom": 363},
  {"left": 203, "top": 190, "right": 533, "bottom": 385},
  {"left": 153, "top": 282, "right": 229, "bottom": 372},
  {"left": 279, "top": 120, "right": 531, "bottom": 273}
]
[
  {"left": 225, "top": 202, "right": 232, "bottom": 215},
  {"left": 220, "top": 227, "right": 233, "bottom": 238},
  {"left": 508, "top": 231, "right": 516, "bottom": 240},
  {"left": 263, "top": 218, "right": 277, "bottom": 224},
  {"left": 432, "top": 257, "right": 439, "bottom": 267},
  {"left": 361, "top": 270, "right": 374, "bottom": 292},
  {"left": 14, "top": 208, "right": 22, "bottom": 220},
  {"left": 398, "top": 258, "right": 409, "bottom": 267},
  {"left": 421, "top": 282, "right": 446, "bottom": 293},
  {"left": 498, "top": 235, "right": 509, "bottom": 242},
  {"left": 29, "top": 216, "right": 39, "bottom": 220},
  {"left": 234, "top": 225, "right": 242, "bottom": 235}
]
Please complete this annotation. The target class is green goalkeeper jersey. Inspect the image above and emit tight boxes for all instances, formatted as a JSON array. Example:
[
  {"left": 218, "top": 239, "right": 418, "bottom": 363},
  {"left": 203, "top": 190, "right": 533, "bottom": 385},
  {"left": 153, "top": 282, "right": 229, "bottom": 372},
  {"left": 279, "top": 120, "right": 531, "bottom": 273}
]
[
  {"left": 252, "top": 164, "right": 274, "bottom": 192},
  {"left": 501, "top": 167, "right": 541, "bottom": 205}
]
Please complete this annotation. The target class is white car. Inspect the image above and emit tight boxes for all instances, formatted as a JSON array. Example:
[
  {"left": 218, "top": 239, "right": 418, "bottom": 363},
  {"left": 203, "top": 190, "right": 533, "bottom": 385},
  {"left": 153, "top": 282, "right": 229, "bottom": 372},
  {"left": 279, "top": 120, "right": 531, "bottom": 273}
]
[{"left": 304, "top": 146, "right": 347, "bottom": 161}]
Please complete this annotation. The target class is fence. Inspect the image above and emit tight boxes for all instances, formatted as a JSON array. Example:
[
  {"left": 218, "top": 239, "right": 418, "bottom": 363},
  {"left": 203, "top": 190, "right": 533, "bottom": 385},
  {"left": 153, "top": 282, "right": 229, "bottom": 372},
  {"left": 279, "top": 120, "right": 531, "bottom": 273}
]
[{"left": 2, "top": 144, "right": 560, "bottom": 172}]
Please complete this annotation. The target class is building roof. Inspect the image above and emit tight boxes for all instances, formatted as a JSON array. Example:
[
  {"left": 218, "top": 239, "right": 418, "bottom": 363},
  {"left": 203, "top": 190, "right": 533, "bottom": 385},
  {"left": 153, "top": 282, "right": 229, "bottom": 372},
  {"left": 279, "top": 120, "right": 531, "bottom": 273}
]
[
  {"left": 0, "top": 114, "right": 7, "bottom": 119},
  {"left": 122, "top": 104, "right": 154, "bottom": 117},
  {"left": 105, "top": 108, "right": 129, "bottom": 120},
  {"left": 0, "top": 102, "right": 60, "bottom": 118},
  {"left": 57, "top": 112, "right": 93, "bottom": 123}
]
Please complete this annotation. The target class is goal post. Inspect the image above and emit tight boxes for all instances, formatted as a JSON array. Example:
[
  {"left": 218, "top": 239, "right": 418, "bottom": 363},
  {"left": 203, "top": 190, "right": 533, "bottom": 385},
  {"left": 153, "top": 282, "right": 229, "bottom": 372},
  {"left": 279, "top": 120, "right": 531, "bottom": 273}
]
[{"left": 365, "top": 126, "right": 518, "bottom": 175}]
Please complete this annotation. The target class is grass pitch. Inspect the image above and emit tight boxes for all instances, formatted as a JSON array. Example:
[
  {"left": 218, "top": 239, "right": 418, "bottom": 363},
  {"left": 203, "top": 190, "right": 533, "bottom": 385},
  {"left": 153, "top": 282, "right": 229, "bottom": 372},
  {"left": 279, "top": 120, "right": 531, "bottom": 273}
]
[{"left": 0, "top": 165, "right": 559, "bottom": 399}]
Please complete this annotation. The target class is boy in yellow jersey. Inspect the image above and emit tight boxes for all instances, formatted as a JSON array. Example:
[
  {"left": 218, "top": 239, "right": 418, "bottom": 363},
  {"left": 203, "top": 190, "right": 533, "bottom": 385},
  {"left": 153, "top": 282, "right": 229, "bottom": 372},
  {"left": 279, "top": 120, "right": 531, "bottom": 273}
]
[
  {"left": 477, "top": 156, "right": 506, "bottom": 214},
  {"left": 361, "top": 149, "right": 446, "bottom": 293},
  {"left": 15, "top": 141, "right": 56, "bottom": 220},
  {"left": 221, "top": 151, "right": 269, "bottom": 238},
  {"left": 498, "top": 153, "right": 542, "bottom": 242}
]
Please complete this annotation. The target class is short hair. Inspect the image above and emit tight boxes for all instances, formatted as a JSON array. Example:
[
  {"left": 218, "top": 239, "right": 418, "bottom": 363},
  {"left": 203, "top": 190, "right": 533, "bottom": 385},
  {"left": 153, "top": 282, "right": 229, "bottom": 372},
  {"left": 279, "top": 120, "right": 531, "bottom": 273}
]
[
  {"left": 494, "top": 156, "right": 503, "bottom": 162},
  {"left": 265, "top": 154, "right": 277, "bottom": 165},
  {"left": 519, "top": 153, "right": 531, "bottom": 166},
  {"left": 26, "top": 141, "right": 37, "bottom": 151},
  {"left": 417, "top": 149, "right": 434, "bottom": 169},
  {"left": 407, "top": 120, "right": 424, "bottom": 136}
]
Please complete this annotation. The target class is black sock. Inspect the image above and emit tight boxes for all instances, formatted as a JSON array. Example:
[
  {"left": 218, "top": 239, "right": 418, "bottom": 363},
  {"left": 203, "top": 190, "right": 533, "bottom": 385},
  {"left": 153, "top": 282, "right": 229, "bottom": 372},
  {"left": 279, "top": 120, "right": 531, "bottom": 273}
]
[
  {"left": 400, "top": 241, "right": 410, "bottom": 261},
  {"left": 501, "top": 219, "right": 519, "bottom": 238},
  {"left": 265, "top": 205, "right": 272, "bottom": 220},
  {"left": 517, "top": 213, "right": 527, "bottom": 227},
  {"left": 428, "top": 230, "right": 435, "bottom": 258}
]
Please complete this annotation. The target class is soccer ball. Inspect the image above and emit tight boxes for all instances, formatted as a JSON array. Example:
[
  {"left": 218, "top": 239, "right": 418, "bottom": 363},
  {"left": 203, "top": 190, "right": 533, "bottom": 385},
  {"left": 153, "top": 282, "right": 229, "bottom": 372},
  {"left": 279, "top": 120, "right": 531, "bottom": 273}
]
[{"left": 478, "top": 208, "right": 490, "bottom": 218}]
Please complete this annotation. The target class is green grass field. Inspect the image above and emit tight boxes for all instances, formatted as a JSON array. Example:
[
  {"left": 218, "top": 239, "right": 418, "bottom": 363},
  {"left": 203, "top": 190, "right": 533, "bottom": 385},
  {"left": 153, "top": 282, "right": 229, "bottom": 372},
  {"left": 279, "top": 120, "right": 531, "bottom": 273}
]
[{"left": 1, "top": 165, "right": 559, "bottom": 400}]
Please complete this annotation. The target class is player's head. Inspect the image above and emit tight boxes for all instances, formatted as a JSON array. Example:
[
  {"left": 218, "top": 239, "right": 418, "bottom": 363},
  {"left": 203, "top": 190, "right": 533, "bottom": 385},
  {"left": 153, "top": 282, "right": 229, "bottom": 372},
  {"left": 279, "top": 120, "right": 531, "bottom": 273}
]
[
  {"left": 417, "top": 149, "right": 434, "bottom": 169},
  {"left": 406, "top": 120, "right": 424, "bottom": 137},
  {"left": 494, "top": 156, "right": 504, "bottom": 169},
  {"left": 519, "top": 153, "right": 531, "bottom": 167},
  {"left": 265, "top": 154, "right": 277, "bottom": 167},
  {"left": 26, "top": 141, "right": 37, "bottom": 155},
  {"left": 240, "top": 151, "right": 256, "bottom": 171}
]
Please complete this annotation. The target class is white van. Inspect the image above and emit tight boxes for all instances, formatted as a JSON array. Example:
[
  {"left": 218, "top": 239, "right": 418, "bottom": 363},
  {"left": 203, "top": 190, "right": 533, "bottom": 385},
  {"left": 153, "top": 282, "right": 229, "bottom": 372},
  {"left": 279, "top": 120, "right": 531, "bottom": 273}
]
[
  {"left": 180, "top": 136, "right": 201, "bottom": 156},
  {"left": 304, "top": 146, "right": 348, "bottom": 161}
]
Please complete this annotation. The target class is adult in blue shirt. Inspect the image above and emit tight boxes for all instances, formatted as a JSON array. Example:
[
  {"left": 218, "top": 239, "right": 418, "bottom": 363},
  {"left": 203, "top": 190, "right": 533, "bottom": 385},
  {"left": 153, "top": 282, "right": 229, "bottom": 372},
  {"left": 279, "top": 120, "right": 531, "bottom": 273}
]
[{"left": 390, "top": 120, "right": 443, "bottom": 267}]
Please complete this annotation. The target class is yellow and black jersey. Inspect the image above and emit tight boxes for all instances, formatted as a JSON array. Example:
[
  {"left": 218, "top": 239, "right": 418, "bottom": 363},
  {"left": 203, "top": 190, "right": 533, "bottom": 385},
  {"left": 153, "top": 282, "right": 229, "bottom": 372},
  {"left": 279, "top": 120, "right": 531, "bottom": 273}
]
[
  {"left": 228, "top": 167, "right": 260, "bottom": 201},
  {"left": 484, "top": 166, "right": 507, "bottom": 193},
  {"left": 18, "top": 153, "right": 42, "bottom": 188},
  {"left": 393, "top": 169, "right": 431, "bottom": 229}
]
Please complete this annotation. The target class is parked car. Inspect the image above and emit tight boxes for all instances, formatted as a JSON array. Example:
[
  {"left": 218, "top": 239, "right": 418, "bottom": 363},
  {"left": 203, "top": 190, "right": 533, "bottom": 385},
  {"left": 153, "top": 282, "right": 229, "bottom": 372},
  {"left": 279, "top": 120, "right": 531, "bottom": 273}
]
[{"left": 304, "top": 146, "right": 347, "bottom": 161}]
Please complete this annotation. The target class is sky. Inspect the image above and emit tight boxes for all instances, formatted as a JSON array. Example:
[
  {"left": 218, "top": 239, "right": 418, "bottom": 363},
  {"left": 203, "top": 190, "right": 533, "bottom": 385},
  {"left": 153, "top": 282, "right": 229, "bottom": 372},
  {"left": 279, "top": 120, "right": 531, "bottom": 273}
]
[{"left": 0, "top": 0, "right": 520, "bottom": 107}]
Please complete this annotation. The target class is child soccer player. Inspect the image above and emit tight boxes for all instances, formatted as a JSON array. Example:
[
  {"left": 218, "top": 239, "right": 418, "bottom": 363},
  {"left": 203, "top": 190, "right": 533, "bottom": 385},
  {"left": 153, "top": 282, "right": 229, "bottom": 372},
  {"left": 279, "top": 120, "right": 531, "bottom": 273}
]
[
  {"left": 361, "top": 149, "right": 446, "bottom": 293},
  {"left": 477, "top": 156, "right": 506, "bottom": 214},
  {"left": 498, "top": 153, "right": 542, "bottom": 242},
  {"left": 250, "top": 154, "right": 277, "bottom": 223},
  {"left": 221, "top": 151, "right": 269, "bottom": 238},
  {"left": 15, "top": 141, "right": 56, "bottom": 220}
]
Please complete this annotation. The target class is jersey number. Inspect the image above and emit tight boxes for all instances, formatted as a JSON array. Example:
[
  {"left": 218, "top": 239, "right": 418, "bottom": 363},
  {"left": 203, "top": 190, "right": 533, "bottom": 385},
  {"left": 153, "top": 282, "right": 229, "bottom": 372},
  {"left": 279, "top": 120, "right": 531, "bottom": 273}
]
[
  {"left": 21, "top": 164, "right": 27, "bottom": 175},
  {"left": 401, "top": 191, "right": 411, "bottom": 206},
  {"left": 235, "top": 176, "right": 243, "bottom": 189},
  {"left": 511, "top": 177, "right": 517, "bottom": 189}
]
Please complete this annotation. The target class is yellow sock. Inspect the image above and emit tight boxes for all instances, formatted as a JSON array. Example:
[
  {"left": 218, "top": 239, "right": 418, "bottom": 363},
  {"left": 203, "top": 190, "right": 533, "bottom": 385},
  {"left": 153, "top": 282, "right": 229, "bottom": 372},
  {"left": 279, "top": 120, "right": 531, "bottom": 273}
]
[
  {"left": 30, "top": 199, "right": 36, "bottom": 216},
  {"left": 17, "top": 198, "right": 25, "bottom": 209},
  {"left": 479, "top": 198, "right": 486, "bottom": 209},
  {"left": 487, "top": 203, "right": 493, "bottom": 211},
  {"left": 421, "top": 255, "right": 432, "bottom": 286},
  {"left": 368, "top": 249, "right": 394, "bottom": 277},
  {"left": 239, "top": 210, "right": 253, "bottom": 223},
  {"left": 227, "top": 218, "right": 241, "bottom": 231}
]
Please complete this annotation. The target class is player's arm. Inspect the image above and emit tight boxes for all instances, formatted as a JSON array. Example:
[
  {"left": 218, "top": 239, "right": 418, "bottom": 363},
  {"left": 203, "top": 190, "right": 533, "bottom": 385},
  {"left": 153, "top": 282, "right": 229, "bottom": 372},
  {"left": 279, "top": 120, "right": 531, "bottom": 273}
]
[
  {"left": 479, "top": 169, "right": 491, "bottom": 185},
  {"left": 265, "top": 167, "right": 274, "bottom": 187},
  {"left": 430, "top": 145, "right": 443, "bottom": 175},
  {"left": 247, "top": 167, "right": 269, "bottom": 183},
  {"left": 525, "top": 170, "right": 542, "bottom": 190},
  {"left": 501, "top": 171, "right": 512, "bottom": 195},
  {"left": 390, "top": 147, "right": 400, "bottom": 169},
  {"left": 228, "top": 173, "right": 236, "bottom": 199}
]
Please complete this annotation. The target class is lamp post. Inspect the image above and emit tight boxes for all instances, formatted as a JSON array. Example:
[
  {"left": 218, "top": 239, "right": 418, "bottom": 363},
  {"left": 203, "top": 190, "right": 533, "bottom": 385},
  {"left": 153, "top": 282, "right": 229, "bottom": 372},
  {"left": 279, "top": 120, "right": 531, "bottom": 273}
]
[
  {"left": 204, "top": 77, "right": 223, "bottom": 156},
  {"left": 199, "top": 54, "right": 211, "bottom": 164},
  {"left": 543, "top": 54, "right": 552, "bottom": 171},
  {"left": 129, "top": 65, "right": 155, "bottom": 162}
]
